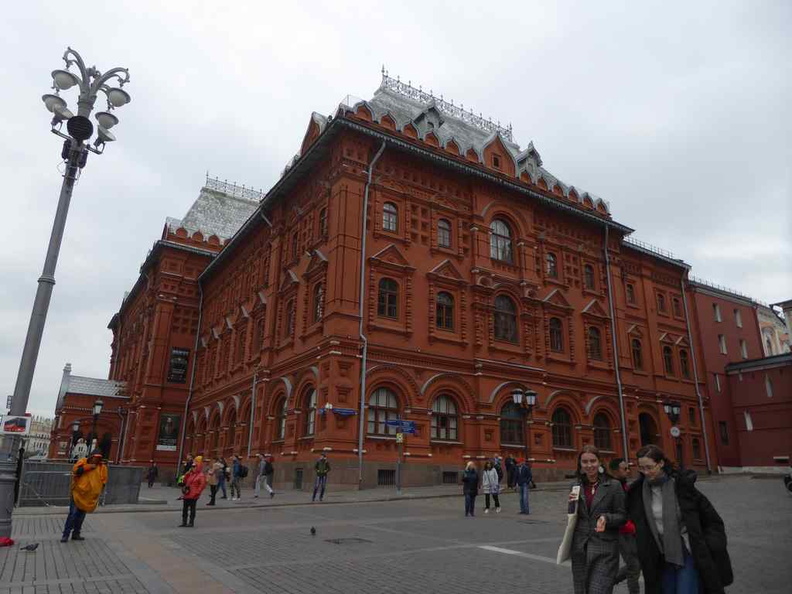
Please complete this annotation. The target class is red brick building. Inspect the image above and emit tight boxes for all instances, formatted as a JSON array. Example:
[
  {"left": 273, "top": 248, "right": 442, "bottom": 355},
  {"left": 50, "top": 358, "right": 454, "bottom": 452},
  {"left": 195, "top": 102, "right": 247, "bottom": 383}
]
[
  {"left": 181, "top": 75, "right": 715, "bottom": 487},
  {"left": 686, "top": 280, "right": 765, "bottom": 467},
  {"left": 51, "top": 75, "right": 731, "bottom": 485},
  {"left": 725, "top": 353, "right": 792, "bottom": 469}
]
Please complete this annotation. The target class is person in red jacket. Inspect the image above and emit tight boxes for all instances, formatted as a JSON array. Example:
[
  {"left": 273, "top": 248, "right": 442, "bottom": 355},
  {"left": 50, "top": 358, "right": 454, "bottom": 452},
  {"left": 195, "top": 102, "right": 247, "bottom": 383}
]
[
  {"left": 609, "top": 458, "right": 641, "bottom": 593},
  {"left": 179, "top": 455, "right": 207, "bottom": 528}
]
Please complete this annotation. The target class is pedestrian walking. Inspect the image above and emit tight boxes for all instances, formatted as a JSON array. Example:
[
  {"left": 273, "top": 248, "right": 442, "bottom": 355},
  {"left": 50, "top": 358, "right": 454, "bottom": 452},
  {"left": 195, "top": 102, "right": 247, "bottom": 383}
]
[
  {"left": 567, "top": 445, "right": 626, "bottom": 594},
  {"left": 609, "top": 458, "right": 641, "bottom": 594},
  {"left": 312, "top": 452, "right": 331, "bottom": 502},
  {"left": 462, "top": 461, "right": 479, "bottom": 517},
  {"left": 493, "top": 455, "right": 505, "bottom": 484},
  {"left": 230, "top": 454, "right": 244, "bottom": 500},
  {"left": 254, "top": 454, "right": 276, "bottom": 498},
  {"left": 505, "top": 454, "right": 516, "bottom": 490},
  {"left": 146, "top": 462, "right": 158, "bottom": 488},
  {"left": 218, "top": 457, "right": 229, "bottom": 499},
  {"left": 181, "top": 454, "right": 194, "bottom": 476},
  {"left": 206, "top": 459, "right": 221, "bottom": 506},
  {"left": 179, "top": 456, "right": 207, "bottom": 527},
  {"left": 627, "top": 445, "right": 733, "bottom": 594},
  {"left": 61, "top": 449, "right": 108, "bottom": 543},
  {"left": 515, "top": 458, "right": 533, "bottom": 514},
  {"left": 482, "top": 460, "right": 501, "bottom": 514}
]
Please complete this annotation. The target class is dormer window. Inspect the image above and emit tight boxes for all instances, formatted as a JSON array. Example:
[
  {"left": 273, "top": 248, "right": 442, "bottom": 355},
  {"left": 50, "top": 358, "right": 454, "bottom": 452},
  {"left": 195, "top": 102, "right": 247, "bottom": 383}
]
[{"left": 492, "top": 154, "right": 502, "bottom": 170}]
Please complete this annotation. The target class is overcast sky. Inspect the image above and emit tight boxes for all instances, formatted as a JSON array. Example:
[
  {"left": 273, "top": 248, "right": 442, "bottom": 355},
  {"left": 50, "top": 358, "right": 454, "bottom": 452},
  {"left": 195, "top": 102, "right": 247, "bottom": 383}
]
[{"left": 2, "top": 1, "right": 790, "bottom": 418}]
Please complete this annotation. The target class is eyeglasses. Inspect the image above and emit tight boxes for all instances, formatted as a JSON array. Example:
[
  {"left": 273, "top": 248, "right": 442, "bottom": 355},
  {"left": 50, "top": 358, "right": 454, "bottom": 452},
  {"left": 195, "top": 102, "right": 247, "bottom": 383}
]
[{"left": 638, "top": 463, "right": 660, "bottom": 472}]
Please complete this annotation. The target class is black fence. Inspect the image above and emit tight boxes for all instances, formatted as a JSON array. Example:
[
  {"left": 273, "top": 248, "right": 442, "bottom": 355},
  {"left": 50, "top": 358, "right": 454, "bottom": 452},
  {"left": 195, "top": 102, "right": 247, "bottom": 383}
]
[{"left": 18, "top": 461, "right": 144, "bottom": 507}]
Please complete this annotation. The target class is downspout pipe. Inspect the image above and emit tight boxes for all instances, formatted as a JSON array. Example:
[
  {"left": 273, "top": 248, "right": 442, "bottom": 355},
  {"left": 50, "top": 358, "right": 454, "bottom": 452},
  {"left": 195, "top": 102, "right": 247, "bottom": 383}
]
[
  {"left": 176, "top": 280, "right": 203, "bottom": 480},
  {"left": 681, "top": 279, "right": 713, "bottom": 473},
  {"left": 247, "top": 370, "right": 257, "bottom": 458},
  {"left": 357, "top": 141, "right": 386, "bottom": 488},
  {"left": 604, "top": 225, "right": 630, "bottom": 460}
]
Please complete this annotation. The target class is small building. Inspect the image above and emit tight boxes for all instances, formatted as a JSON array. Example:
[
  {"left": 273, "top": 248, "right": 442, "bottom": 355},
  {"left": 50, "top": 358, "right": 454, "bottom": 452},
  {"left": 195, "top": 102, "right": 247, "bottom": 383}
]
[{"left": 726, "top": 353, "right": 792, "bottom": 471}]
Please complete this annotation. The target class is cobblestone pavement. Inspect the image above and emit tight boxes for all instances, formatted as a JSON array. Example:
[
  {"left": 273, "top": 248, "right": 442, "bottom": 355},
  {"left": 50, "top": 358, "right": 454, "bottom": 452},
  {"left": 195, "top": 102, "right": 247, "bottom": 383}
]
[{"left": 1, "top": 475, "right": 789, "bottom": 593}]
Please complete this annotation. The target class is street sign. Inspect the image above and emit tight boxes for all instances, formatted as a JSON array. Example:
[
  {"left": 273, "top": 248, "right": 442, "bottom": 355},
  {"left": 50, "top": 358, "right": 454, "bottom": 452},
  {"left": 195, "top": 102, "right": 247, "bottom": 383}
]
[
  {"left": 5, "top": 395, "right": 11, "bottom": 411},
  {"left": 670, "top": 426, "right": 681, "bottom": 438},
  {"left": 385, "top": 419, "right": 417, "bottom": 434},
  {"left": 0, "top": 415, "right": 31, "bottom": 435},
  {"left": 396, "top": 432, "right": 404, "bottom": 443}
]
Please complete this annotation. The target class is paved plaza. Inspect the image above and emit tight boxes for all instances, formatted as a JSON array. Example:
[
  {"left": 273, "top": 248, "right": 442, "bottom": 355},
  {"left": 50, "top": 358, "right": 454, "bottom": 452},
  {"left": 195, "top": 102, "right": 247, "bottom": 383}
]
[{"left": 1, "top": 475, "right": 790, "bottom": 593}]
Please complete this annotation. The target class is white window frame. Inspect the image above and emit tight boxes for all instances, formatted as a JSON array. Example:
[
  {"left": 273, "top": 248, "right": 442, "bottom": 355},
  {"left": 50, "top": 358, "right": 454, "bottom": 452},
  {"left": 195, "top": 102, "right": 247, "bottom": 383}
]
[
  {"left": 744, "top": 410, "right": 753, "bottom": 431},
  {"left": 713, "top": 303, "right": 722, "bottom": 322},
  {"left": 765, "top": 374, "right": 773, "bottom": 398},
  {"left": 714, "top": 373, "right": 721, "bottom": 393},
  {"left": 740, "top": 340, "right": 748, "bottom": 359},
  {"left": 718, "top": 334, "right": 727, "bottom": 354},
  {"left": 734, "top": 309, "right": 742, "bottom": 328}
]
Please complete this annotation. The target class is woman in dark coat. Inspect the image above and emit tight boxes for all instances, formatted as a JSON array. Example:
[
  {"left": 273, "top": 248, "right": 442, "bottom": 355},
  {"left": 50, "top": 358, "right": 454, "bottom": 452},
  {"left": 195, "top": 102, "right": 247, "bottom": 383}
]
[
  {"left": 462, "top": 461, "right": 479, "bottom": 517},
  {"left": 627, "top": 445, "right": 732, "bottom": 594},
  {"left": 569, "top": 445, "right": 627, "bottom": 594}
]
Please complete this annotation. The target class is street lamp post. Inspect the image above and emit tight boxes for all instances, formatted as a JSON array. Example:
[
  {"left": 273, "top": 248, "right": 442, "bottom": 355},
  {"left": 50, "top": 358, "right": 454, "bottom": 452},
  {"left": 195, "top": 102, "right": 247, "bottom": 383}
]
[
  {"left": 0, "top": 47, "right": 131, "bottom": 538},
  {"left": 511, "top": 388, "right": 538, "bottom": 462},
  {"left": 663, "top": 401, "right": 683, "bottom": 466}
]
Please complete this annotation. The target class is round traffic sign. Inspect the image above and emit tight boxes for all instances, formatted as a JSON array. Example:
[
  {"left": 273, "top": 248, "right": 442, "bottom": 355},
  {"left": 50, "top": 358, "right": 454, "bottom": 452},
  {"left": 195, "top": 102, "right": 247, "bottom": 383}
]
[{"left": 670, "top": 426, "right": 681, "bottom": 438}]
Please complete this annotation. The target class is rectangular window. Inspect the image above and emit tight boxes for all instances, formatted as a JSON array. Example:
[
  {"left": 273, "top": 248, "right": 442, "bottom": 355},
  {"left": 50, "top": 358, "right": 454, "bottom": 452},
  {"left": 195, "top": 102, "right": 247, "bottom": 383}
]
[
  {"left": 688, "top": 407, "right": 696, "bottom": 426},
  {"left": 740, "top": 340, "right": 748, "bottom": 359},
  {"left": 734, "top": 309, "right": 742, "bottom": 328},
  {"left": 718, "top": 335, "right": 727, "bottom": 354},
  {"left": 492, "top": 154, "right": 501, "bottom": 169},
  {"left": 672, "top": 297, "right": 682, "bottom": 318},
  {"left": 167, "top": 348, "right": 190, "bottom": 383},
  {"left": 719, "top": 421, "right": 729, "bottom": 445},
  {"left": 744, "top": 410, "right": 753, "bottom": 431},
  {"left": 713, "top": 303, "right": 722, "bottom": 322},
  {"left": 626, "top": 283, "right": 636, "bottom": 305},
  {"left": 714, "top": 373, "right": 721, "bottom": 393}
]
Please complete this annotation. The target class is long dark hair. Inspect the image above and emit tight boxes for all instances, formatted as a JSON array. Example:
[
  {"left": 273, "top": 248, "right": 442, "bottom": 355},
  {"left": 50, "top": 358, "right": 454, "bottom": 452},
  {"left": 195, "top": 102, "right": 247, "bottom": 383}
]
[
  {"left": 576, "top": 444, "right": 606, "bottom": 482},
  {"left": 636, "top": 444, "right": 676, "bottom": 474}
]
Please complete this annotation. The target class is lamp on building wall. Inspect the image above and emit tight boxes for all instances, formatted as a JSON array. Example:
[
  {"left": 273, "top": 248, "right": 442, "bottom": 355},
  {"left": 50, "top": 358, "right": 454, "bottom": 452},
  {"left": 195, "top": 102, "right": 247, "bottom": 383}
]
[
  {"left": 663, "top": 401, "right": 683, "bottom": 466},
  {"left": 511, "top": 388, "right": 538, "bottom": 461},
  {"left": 91, "top": 398, "right": 104, "bottom": 446},
  {"left": 1, "top": 47, "right": 131, "bottom": 539}
]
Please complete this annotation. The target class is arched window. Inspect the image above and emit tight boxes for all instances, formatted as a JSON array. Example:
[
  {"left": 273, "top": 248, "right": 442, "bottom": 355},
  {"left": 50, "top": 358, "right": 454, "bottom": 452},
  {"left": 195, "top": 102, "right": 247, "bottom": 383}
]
[
  {"left": 436, "top": 292, "right": 454, "bottom": 331},
  {"left": 583, "top": 264, "right": 595, "bottom": 289},
  {"left": 437, "top": 219, "right": 452, "bottom": 248},
  {"left": 368, "top": 387, "right": 399, "bottom": 435},
  {"left": 626, "top": 283, "right": 636, "bottom": 304},
  {"left": 303, "top": 388, "right": 317, "bottom": 437},
  {"left": 500, "top": 402, "right": 524, "bottom": 445},
  {"left": 383, "top": 202, "right": 398, "bottom": 232},
  {"left": 588, "top": 327, "right": 603, "bottom": 360},
  {"left": 632, "top": 338, "right": 643, "bottom": 370},
  {"left": 680, "top": 349, "right": 690, "bottom": 379},
  {"left": 275, "top": 398, "right": 287, "bottom": 440},
  {"left": 546, "top": 252, "right": 558, "bottom": 278},
  {"left": 692, "top": 438, "right": 702, "bottom": 460},
  {"left": 226, "top": 410, "right": 237, "bottom": 455},
  {"left": 377, "top": 278, "right": 399, "bottom": 318},
  {"left": 657, "top": 293, "right": 667, "bottom": 313},
  {"left": 639, "top": 413, "right": 657, "bottom": 446},
  {"left": 663, "top": 346, "right": 674, "bottom": 375},
  {"left": 313, "top": 283, "right": 324, "bottom": 323},
  {"left": 549, "top": 317, "right": 564, "bottom": 352},
  {"left": 552, "top": 407, "right": 573, "bottom": 448},
  {"left": 494, "top": 295, "right": 518, "bottom": 343},
  {"left": 593, "top": 413, "right": 612, "bottom": 450},
  {"left": 489, "top": 219, "right": 513, "bottom": 263},
  {"left": 285, "top": 299, "right": 296, "bottom": 338},
  {"left": 319, "top": 207, "right": 328, "bottom": 237},
  {"left": 431, "top": 395, "right": 458, "bottom": 441}
]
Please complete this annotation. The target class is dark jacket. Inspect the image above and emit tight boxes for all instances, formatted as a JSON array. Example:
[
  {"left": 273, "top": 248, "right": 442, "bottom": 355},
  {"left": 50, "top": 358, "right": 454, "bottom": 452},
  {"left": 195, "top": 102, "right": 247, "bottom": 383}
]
[
  {"left": 462, "top": 468, "right": 479, "bottom": 495},
  {"left": 626, "top": 470, "right": 733, "bottom": 594},
  {"left": 315, "top": 458, "right": 331, "bottom": 476},
  {"left": 515, "top": 464, "right": 533, "bottom": 486}
]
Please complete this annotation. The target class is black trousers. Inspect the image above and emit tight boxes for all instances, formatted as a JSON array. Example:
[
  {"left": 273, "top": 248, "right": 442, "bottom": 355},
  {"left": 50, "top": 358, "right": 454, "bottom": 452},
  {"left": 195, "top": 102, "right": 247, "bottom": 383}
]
[
  {"left": 209, "top": 484, "right": 218, "bottom": 504},
  {"left": 182, "top": 498, "right": 197, "bottom": 524}
]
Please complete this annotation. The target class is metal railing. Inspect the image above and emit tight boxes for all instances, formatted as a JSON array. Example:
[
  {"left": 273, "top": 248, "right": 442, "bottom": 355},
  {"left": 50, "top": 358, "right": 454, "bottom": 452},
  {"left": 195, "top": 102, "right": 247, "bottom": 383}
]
[{"left": 623, "top": 236, "right": 679, "bottom": 261}]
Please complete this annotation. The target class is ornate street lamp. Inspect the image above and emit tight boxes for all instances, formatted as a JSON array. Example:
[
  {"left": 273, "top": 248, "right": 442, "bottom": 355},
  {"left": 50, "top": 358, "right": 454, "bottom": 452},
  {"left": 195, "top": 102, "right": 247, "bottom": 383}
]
[
  {"left": 511, "top": 387, "right": 538, "bottom": 461},
  {"left": 663, "top": 401, "right": 683, "bottom": 466},
  {"left": 0, "top": 47, "right": 131, "bottom": 538}
]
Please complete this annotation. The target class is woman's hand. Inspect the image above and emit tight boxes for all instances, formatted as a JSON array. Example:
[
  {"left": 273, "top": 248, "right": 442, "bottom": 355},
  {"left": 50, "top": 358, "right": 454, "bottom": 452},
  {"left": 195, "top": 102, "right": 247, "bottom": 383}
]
[{"left": 595, "top": 516, "right": 607, "bottom": 533}]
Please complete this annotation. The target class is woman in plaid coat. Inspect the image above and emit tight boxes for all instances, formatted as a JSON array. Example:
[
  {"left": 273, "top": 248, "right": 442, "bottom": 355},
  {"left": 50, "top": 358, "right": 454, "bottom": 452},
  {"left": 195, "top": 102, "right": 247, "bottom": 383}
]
[{"left": 569, "top": 445, "right": 627, "bottom": 594}]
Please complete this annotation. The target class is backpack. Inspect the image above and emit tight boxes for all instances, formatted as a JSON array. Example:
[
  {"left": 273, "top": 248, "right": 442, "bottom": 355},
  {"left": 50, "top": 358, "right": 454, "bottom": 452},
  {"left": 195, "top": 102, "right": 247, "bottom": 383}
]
[
  {"left": 495, "top": 464, "right": 504, "bottom": 482},
  {"left": 239, "top": 465, "right": 249, "bottom": 478}
]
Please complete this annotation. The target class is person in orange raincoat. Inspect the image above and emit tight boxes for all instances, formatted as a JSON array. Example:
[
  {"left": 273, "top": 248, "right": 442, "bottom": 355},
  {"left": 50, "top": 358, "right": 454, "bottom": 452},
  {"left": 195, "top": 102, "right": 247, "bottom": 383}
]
[
  {"left": 61, "top": 449, "right": 108, "bottom": 543},
  {"left": 179, "top": 455, "right": 207, "bottom": 527}
]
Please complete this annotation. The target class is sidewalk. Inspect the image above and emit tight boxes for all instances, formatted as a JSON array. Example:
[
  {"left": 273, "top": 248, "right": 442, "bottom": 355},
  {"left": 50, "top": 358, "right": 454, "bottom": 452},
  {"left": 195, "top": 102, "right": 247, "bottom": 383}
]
[{"left": 13, "top": 480, "right": 572, "bottom": 516}]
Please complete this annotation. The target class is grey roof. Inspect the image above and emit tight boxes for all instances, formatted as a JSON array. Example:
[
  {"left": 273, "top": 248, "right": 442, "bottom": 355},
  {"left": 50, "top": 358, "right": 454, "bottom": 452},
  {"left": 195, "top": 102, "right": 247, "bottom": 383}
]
[
  {"left": 67, "top": 375, "right": 127, "bottom": 398},
  {"left": 327, "top": 75, "right": 611, "bottom": 214},
  {"left": 166, "top": 182, "right": 259, "bottom": 242}
]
